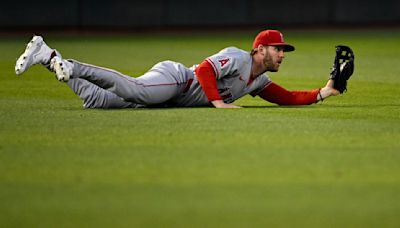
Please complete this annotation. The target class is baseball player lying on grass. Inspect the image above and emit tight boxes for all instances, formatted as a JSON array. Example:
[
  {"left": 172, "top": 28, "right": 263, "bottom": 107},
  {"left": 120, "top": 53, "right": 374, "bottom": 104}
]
[{"left": 15, "top": 29, "right": 354, "bottom": 109}]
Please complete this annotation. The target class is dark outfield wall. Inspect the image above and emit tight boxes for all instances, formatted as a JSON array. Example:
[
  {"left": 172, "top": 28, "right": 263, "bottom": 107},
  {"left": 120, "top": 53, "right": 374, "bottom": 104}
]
[{"left": 0, "top": 0, "right": 399, "bottom": 29}]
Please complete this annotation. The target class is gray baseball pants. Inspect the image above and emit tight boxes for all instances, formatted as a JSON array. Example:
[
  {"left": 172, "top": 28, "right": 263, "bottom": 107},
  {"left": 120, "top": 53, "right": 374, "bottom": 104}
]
[{"left": 66, "top": 60, "right": 194, "bottom": 108}]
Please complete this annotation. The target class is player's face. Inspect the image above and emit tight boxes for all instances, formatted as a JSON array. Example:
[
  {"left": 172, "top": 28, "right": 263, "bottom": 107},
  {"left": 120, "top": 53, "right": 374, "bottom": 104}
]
[{"left": 263, "top": 46, "right": 285, "bottom": 72}]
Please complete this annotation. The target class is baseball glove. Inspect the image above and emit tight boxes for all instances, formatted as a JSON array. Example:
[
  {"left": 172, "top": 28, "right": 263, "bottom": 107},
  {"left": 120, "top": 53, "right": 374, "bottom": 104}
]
[{"left": 329, "top": 45, "right": 355, "bottom": 93}]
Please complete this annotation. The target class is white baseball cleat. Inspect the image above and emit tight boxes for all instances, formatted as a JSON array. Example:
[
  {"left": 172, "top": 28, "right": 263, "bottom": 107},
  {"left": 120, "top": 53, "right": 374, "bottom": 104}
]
[
  {"left": 15, "top": 35, "right": 54, "bottom": 75},
  {"left": 50, "top": 56, "right": 73, "bottom": 82}
]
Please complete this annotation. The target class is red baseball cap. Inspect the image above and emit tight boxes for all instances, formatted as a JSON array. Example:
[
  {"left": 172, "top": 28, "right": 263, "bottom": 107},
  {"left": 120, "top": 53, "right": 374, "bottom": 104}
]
[{"left": 253, "top": 30, "right": 295, "bottom": 52}]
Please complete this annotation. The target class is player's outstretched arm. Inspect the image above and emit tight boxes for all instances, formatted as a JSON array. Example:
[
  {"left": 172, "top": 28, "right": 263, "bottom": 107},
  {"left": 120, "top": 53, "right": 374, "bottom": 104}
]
[
  {"left": 257, "top": 82, "right": 318, "bottom": 105},
  {"left": 257, "top": 80, "right": 340, "bottom": 105}
]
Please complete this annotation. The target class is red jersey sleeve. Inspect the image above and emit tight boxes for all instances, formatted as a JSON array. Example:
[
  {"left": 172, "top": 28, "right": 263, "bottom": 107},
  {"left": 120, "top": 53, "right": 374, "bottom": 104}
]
[
  {"left": 258, "top": 82, "right": 319, "bottom": 105},
  {"left": 195, "top": 60, "right": 222, "bottom": 101}
]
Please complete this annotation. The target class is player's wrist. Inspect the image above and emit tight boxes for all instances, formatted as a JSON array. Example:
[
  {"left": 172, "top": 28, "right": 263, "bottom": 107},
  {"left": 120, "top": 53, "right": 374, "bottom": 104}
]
[{"left": 318, "top": 86, "right": 339, "bottom": 101}]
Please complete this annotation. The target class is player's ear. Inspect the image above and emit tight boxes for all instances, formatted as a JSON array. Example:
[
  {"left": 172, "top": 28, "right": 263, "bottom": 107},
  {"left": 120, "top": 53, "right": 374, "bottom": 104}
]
[{"left": 257, "top": 45, "right": 266, "bottom": 55}]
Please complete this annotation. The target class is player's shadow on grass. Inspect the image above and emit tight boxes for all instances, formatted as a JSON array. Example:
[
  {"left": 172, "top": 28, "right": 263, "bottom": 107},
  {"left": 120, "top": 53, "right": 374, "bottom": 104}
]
[
  {"left": 242, "top": 103, "right": 400, "bottom": 108},
  {"left": 241, "top": 105, "right": 312, "bottom": 108},
  {"left": 314, "top": 104, "right": 400, "bottom": 108}
]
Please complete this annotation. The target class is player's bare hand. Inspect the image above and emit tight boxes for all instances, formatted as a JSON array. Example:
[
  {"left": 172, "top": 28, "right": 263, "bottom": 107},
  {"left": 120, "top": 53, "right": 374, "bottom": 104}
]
[
  {"left": 211, "top": 100, "right": 242, "bottom": 108},
  {"left": 324, "top": 79, "right": 340, "bottom": 96},
  {"left": 318, "top": 79, "right": 340, "bottom": 101}
]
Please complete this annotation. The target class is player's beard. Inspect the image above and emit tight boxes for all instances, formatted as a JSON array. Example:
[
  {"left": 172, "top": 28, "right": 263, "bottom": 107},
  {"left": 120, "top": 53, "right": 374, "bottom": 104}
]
[{"left": 263, "top": 52, "right": 280, "bottom": 72}]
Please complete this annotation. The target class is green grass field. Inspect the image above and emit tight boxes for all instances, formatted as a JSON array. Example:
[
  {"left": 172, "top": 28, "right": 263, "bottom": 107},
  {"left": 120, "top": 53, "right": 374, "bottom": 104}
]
[{"left": 1, "top": 29, "right": 400, "bottom": 227}]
